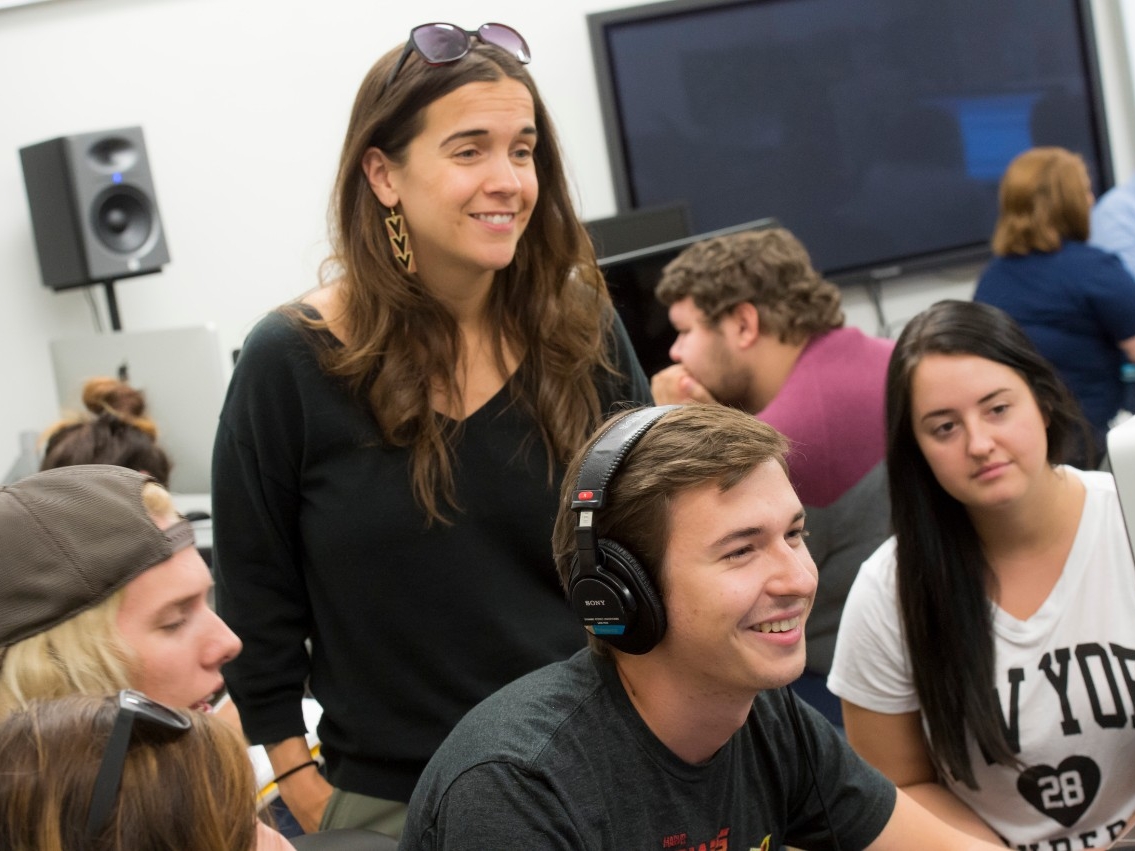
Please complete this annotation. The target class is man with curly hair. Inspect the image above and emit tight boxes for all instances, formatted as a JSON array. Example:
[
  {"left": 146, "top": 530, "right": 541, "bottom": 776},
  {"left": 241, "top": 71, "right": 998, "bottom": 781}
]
[{"left": 651, "top": 227, "right": 893, "bottom": 727}]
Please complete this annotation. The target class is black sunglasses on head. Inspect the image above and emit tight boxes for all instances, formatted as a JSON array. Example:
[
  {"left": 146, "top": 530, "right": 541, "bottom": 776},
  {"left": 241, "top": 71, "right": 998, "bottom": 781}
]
[
  {"left": 85, "top": 690, "right": 192, "bottom": 840},
  {"left": 384, "top": 22, "right": 531, "bottom": 92}
]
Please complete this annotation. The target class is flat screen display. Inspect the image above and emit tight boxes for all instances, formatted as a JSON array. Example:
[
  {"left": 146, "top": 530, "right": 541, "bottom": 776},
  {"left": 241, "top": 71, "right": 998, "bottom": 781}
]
[
  {"left": 49, "top": 326, "right": 230, "bottom": 495},
  {"left": 589, "top": 0, "right": 1112, "bottom": 283}
]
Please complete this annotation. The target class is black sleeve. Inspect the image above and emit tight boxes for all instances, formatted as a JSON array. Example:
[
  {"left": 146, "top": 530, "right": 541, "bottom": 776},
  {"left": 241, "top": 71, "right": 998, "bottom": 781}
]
[
  {"left": 211, "top": 312, "right": 314, "bottom": 745},
  {"left": 598, "top": 310, "right": 654, "bottom": 415}
]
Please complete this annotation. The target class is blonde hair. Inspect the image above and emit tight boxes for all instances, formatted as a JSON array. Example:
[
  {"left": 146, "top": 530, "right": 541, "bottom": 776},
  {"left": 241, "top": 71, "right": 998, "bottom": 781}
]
[
  {"left": 0, "top": 483, "right": 177, "bottom": 718},
  {"left": 0, "top": 693, "right": 258, "bottom": 851},
  {"left": 141, "top": 480, "right": 177, "bottom": 522},
  {"left": 0, "top": 590, "right": 132, "bottom": 718},
  {"left": 991, "top": 146, "right": 1091, "bottom": 256}
]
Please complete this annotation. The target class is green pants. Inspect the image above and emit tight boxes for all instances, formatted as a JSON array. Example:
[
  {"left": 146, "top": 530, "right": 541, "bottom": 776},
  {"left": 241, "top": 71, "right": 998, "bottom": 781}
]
[{"left": 319, "top": 787, "right": 407, "bottom": 839}]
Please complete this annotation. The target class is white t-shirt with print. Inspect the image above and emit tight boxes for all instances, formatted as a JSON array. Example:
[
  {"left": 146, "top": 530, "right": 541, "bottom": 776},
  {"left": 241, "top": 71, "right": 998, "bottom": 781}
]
[{"left": 829, "top": 469, "right": 1135, "bottom": 850}]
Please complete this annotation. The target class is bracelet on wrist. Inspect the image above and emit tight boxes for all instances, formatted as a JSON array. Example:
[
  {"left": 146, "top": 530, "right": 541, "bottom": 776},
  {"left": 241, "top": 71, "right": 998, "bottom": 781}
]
[{"left": 272, "top": 759, "right": 319, "bottom": 785}]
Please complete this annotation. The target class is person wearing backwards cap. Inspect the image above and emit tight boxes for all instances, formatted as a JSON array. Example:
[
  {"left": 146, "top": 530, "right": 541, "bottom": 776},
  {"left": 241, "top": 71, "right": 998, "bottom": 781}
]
[
  {"left": 0, "top": 464, "right": 241, "bottom": 715},
  {"left": 0, "top": 464, "right": 322, "bottom": 836}
]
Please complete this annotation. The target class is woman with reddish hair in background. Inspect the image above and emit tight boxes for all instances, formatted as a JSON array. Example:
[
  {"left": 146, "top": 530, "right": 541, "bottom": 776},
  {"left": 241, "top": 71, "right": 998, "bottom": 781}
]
[{"left": 974, "top": 146, "right": 1135, "bottom": 465}]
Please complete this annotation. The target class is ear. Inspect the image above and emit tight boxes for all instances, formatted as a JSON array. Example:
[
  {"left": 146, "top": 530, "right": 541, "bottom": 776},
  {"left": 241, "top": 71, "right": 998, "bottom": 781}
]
[
  {"left": 731, "top": 301, "right": 761, "bottom": 349},
  {"left": 361, "top": 147, "right": 400, "bottom": 208}
]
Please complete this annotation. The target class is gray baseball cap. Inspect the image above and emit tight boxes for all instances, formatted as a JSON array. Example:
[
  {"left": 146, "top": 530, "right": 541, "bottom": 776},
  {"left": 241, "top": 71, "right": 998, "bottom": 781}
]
[{"left": 0, "top": 465, "right": 194, "bottom": 648}]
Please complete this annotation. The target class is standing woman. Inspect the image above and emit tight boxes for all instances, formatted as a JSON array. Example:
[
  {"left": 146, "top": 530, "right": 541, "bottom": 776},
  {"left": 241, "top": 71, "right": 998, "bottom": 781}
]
[
  {"left": 974, "top": 147, "right": 1135, "bottom": 465},
  {"left": 828, "top": 300, "right": 1135, "bottom": 848},
  {"left": 211, "top": 24, "right": 651, "bottom": 838}
]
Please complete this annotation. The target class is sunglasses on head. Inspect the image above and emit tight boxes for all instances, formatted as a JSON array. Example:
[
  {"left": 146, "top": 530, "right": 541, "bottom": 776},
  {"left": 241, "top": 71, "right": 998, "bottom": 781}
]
[
  {"left": 86, "top": 690, "right": 192, "bottom": 840},
  {"left": 384, "top": 23, "right": 531, "bottom": 92}
]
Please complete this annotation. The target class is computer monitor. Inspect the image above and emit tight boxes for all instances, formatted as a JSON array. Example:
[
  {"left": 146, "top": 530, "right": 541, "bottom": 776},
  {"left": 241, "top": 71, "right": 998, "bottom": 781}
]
[
  {"left": 585, "top": 203, "right": 692, "bottom": 260},
  {"left": 1107, "top": 415, "right": 1135, "bottom": 563},
  {"left": 597, "top": 217, "right": 778, "bottom": 377},
  {"left": 49, "top": 325, "right": 230, "bottom": 495},
  {"left": 588, "top": 0, "right": 1111, "bottom": 286}
]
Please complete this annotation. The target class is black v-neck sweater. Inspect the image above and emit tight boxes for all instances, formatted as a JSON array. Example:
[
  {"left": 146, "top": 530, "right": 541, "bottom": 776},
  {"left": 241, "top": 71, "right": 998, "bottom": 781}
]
[{"left": 211, "top": 308, "right": 651, "bottom": 801}]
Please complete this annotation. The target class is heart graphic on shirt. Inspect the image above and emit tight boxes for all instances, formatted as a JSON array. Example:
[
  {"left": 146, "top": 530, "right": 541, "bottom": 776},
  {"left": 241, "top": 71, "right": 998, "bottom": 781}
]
[{"left": 1016, "top": 756, "right": 1101, "bottom": 828}]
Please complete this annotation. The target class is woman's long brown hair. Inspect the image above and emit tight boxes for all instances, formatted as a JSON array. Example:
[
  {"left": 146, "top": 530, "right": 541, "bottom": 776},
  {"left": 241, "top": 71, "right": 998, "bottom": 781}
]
[{"left": 291, "top": 40, "right": 618, "bottom": 524}]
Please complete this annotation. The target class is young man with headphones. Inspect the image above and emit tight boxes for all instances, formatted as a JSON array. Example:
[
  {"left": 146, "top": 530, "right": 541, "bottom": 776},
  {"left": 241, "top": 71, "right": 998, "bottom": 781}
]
[{"left": 398, "top": 405, "right": 1007, "bottom": 851}]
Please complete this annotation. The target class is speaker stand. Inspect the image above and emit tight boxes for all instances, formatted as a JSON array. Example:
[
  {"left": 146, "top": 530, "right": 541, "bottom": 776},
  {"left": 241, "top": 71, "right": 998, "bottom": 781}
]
[{"left": 100, "top": 280, "right": 122, "bottom": 332}]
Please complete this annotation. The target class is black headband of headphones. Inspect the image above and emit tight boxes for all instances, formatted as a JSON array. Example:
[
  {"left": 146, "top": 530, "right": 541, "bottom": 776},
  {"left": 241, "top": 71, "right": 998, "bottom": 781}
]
[
  {"left": 567, "top": 406, "right": 679, "bottom": 654},
  {"left": 571, "top": 405, "right": 680, "bottom": 575}
]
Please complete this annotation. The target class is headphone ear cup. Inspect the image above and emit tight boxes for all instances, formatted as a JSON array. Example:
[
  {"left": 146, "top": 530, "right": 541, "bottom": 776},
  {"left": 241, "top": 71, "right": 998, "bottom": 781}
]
[
  {"left": 567, "top": 550, "right": 635, "bottom": 644},
  {"left": 596, "top": 538, "right": 666, "bottom": 655}
]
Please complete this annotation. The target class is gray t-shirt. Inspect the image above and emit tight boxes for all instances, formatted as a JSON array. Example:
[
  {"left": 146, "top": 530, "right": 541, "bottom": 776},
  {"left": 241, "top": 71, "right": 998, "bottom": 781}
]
[{"left": 399, "top": 649, "right": 896, "bottom": 850}]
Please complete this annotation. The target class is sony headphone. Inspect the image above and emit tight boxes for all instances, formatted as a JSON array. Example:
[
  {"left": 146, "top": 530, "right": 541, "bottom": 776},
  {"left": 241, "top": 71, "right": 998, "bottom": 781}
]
[
  {"left": 567, "top": 405, "right": 679, "bottom": 655},
  {"left": 568, "top": 406, "right": 841, "bottom": 847}
]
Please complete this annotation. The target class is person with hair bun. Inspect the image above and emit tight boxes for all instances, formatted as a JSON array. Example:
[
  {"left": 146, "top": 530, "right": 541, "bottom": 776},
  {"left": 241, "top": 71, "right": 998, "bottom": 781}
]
[
  {"left": 212, "top": 22, "right": 651, "bottom": 837},
  {"left": 41, "top": 376, "right": 172, "bottom": 487},
  {"left": 974, "top": 146, "right": 1135, "bottom": 465},
  {"left": 0, "top": 691, "right": 291, "bottom": 851}
]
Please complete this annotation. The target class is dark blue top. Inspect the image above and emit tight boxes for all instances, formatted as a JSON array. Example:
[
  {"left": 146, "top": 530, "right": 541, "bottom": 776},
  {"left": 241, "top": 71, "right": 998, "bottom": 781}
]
[{"left": 974, "top": 241, "right": 1135, "bottom": 445}]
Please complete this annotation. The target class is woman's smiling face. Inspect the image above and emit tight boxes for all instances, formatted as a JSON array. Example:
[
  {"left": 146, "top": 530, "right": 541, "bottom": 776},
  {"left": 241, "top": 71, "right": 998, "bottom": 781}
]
[{"left": 363, "top": 77, "right": 539, "bottom": 291}]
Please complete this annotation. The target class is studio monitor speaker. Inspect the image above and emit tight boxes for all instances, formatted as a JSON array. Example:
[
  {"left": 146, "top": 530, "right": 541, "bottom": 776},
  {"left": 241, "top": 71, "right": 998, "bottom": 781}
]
[{"left": 19, "top": 126, "right": 170, "bottom": 292}]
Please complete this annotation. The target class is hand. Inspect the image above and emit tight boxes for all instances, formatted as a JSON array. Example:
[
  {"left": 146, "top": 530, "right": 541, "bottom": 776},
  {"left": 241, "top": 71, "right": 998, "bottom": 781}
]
[
  {"left": 650, "top": 364, "right": 717, "bottom": 405},
  {"left": 268, "top": 736, "right": 333, "bottom": 833},
  {"left": 277, "top": 764, "right": 333, "bottom": 834}
]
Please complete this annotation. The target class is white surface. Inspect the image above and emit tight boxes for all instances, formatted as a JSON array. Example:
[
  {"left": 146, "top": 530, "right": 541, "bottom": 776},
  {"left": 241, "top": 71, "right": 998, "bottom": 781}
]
[
  {"left": 49, "top": 325, "right": 229, "bottom": 494},
  {"left": 173, "top": 491, "right": 212, "bottom": 551},
  {"left": 1108, "top": 413, "right": 1135, "bottom": 561},
  {"left": 1, "top": 430, "right": 40, "bottom": 485},
  {"left": 247, "top": 697, "right": 324, "bottom": 806}
]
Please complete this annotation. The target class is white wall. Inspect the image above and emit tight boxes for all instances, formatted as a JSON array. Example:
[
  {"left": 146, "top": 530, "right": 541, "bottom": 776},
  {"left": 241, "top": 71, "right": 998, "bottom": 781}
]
[{"left": 1, "top": 0, "right": 1133, "bottom": 473}]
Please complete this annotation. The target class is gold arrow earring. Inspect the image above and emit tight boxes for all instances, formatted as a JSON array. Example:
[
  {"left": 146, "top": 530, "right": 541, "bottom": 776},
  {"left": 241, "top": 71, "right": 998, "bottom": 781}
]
[{"left": 384, "top": 207, "right": 415, "bottom": 273}]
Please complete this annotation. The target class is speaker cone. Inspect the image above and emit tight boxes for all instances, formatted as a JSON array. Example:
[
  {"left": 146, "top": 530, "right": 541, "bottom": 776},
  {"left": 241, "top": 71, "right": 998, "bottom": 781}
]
[{"left": 92, "top": 186, "right": 153, "bottom": 254}]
